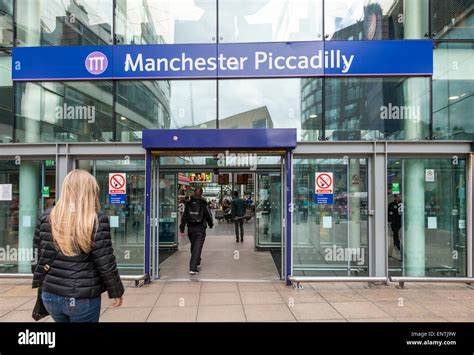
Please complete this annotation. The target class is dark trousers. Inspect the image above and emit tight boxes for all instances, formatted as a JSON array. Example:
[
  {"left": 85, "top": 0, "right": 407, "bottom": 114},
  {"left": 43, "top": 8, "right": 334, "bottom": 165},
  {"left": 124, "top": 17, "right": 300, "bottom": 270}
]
[
  {"left": 391, "top": 224, "right": 401, "bottom": 251},
  {"left": 188, "top": 230, "right": 206, "bottom": 271},
  {"left": 234, "top": 217, "right": 244, "bottom": 240}
]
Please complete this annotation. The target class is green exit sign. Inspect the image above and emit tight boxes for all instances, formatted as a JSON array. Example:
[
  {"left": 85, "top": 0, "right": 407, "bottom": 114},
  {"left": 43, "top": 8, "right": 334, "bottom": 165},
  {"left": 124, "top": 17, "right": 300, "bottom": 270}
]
[
  {"left": 45, "top": 160, "right": 55, "bottom": 167},
  {"left": 42, "top": 186, "right": 50, "bottom": 198},
  {"left": 392, "top": 183, "right": 400, "bottom": 195}
]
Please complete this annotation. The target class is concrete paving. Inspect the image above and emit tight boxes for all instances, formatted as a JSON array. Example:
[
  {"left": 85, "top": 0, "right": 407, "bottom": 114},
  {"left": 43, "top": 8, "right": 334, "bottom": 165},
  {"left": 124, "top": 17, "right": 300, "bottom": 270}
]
[
  {"left": 159, "top": 220, "right": 281, "bottom": 280},
  {"left": 1, "top": 278, "right": 473, "bottom": 322}
]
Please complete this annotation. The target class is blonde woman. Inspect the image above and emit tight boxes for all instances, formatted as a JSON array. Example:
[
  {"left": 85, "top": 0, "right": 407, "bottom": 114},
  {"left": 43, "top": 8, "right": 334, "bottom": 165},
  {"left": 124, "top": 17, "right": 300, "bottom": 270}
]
[{"left": 32, "top": 169, "right": 124, "bottom": 322}]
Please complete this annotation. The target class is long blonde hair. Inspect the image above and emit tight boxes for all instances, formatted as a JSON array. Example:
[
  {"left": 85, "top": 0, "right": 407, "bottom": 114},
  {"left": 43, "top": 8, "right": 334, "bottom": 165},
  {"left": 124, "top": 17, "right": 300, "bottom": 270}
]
[{"left": 50, "top": 169, "right": 100, "bottom": 256}]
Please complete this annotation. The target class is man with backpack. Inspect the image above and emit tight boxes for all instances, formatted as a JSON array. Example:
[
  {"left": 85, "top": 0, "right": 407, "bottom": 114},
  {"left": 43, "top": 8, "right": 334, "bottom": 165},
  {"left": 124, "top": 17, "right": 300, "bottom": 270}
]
[{"left": 179, "top": 187, "right": 214, "bottom": 275}]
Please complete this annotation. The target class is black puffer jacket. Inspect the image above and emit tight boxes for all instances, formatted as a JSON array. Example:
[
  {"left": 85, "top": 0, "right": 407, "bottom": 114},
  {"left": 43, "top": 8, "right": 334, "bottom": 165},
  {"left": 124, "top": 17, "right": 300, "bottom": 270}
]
[{"left": 32, "top": 208, "right": 124, "bottom": 299}]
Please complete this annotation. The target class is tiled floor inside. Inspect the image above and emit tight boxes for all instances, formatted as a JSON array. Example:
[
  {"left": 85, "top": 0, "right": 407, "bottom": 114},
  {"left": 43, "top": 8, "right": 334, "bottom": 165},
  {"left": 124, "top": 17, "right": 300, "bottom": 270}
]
[{"left": 1, "top": 279, "right": 473, "bottom": 322}]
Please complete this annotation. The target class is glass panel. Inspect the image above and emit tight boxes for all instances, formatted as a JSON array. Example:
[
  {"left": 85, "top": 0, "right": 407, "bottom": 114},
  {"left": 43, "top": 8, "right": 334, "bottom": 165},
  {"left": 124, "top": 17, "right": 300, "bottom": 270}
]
[
  {"left": 293, "top": 158, "right": 369, "bottom": 276},
  {"left": 0, "top": 49, "right": 13, "bottom": 143},
  {"left": 325, "top": 77, "right": 430, "bottom": 141},
  {"left": 0, "top": 160, "right": 56, "bottom": 274},
  {"left": 255, "top": 172, "right": 281, "bottom": 248},
  {"left": 15, "top": 81, "right": 113, "bottom": 143},
  {"left": 16, "top": 0, "right": 113, "bottom": 46},
  {"left": 433, "top": 42, "right": 474, "bottom": 140},
  {"left": 79, "top": 159, "right": 146, "bottom": 274},
  {"left": 159, "top": 154, "right": 281, "bottom": 167},
  {"left": 115, "top": 0, "right": 216, "bottom": 44},
  {"left": 387, "top": 158, "right": 467, "bottom": 277},
  {"left": 432, "top": 0, "right": 474, "bottom": 40},
  {"left": 219, "top": 78, "right": 321, "bottom": 141},
  {"left": 219, "top": 0, "right": 323, "bottom": 43},
  {"left": 159, "top": 173, "right": 178, "bottom": 246},
  {"left": 116, "top": 80, "right": 216, "bottom": 142},
  {"left": 324, "top": 0, "right": 429, "bottom": 40},
  {"left": 0, "top": 0, "right": 13, "bottom": 46}
]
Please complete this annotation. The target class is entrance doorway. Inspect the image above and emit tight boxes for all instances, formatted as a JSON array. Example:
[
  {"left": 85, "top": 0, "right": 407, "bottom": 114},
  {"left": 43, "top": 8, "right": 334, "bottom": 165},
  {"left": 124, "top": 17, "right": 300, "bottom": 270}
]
[{"left": 149, "top": 153, "right": 285, "bottom": 281}]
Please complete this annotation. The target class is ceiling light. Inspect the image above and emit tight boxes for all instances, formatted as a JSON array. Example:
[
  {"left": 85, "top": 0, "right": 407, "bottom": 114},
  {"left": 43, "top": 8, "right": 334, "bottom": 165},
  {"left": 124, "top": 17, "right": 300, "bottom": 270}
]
[{"left": 448, "top": 96, "right": 459, "bottom": 100}]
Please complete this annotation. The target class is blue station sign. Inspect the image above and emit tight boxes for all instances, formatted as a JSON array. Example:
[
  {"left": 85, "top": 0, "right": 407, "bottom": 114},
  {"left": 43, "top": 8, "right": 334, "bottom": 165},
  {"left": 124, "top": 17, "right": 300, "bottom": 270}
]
[{"left": 12, "top": 40, "right": 433, "bottom": 81}]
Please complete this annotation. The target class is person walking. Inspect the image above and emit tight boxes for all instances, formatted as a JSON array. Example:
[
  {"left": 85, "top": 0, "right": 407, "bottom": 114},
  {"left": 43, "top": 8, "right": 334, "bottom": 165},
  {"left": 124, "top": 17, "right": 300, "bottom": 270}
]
[
  {"left": 179, "top": 187, "right": 213, "bottom": 275},
  {"left": 31, "top": 169, "right": 124, "bottom": 323},
  {"left": 388, "top": 194, "right": 403, "bottom": 254},
  {"left": 231, "top": 191, "right": 246, "bottom": 242}
]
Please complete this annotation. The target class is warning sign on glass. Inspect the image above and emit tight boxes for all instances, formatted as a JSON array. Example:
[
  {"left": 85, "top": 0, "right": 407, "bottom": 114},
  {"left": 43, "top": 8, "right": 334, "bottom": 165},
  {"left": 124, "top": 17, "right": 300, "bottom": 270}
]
[
  {"left": 109, "top": 173, "right": 126, "bottom": 204},
  {"left": 315, "top": 172, "right": 333, "bottom": 204}
]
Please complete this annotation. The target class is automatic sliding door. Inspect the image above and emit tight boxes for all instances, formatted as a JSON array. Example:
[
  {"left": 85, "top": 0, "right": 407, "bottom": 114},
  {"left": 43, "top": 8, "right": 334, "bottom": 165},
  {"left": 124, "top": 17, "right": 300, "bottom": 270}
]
[
  {"left": 158, "top": 173, "right": 178, "bottom": 248},
  {"left": 255, "top": 172, "right": 282, "bottom": 249},
  {"left": 293, "top": 158, "right": 369, "bottom": 276}
]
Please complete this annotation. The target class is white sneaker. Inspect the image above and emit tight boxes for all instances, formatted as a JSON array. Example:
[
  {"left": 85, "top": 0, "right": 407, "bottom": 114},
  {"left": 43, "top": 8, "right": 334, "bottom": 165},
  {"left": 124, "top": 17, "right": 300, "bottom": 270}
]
[{"left": 189, "top": 270, "right": 198, "bottom": 275}]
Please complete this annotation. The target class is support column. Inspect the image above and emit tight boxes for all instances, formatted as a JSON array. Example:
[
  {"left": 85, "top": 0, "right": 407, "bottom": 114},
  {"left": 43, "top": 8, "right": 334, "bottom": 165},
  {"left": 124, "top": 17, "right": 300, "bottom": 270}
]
[
  {"left": 18, "top": 161, "right": 39, "bottom": 273},
  {"left": 56, "top": 152, "right": 74, "bottom": 199},
  {"left": 404, "top": 159, "right": 425, "bottom": 276},
  {"left": 372, "top": 152, "right": 386, "bottom": 277},
  {"left": 402, "top": 0, "right": 429, "bottom": 276}
]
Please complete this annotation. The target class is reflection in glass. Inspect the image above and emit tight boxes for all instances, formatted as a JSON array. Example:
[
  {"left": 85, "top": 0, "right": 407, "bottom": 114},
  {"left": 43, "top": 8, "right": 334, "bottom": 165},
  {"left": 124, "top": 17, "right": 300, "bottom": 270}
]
[
  {"left": 0, "top": 50, "right": 13, "bottom": 143},
  {"left": 325, "top": 77, "right": 430, "bottom": 141},
  {"left": 115, "top": 0, "right": 216, "bottom": 44},
  {"left": 293, "top": 158, "right": 369, "bottom": 276},
  {"left": 78, "top": 159, "right": 145, "bottom": 274},
  {"left": 116, "top": 80, "right": 171, "bottom": 142},
  {"left": 432, "top": 0, "right": 474, "bottom": 40},
  {"left": 116, "top": 80, "right": 216, "bottom": 142},
  {"left": 16, "top": 0, "right": 113, "bottom": 46},
  {"left": 387, "top": 158, "right": 467, "bottom": 277},
  {"left": 218, "top": 78, "right": 310, "bottom": 139},
  {"left": 15, "top": 81, "right": 113, "bottom": 143},
  {"left": 219, "top": 0, "right": 323, "bottom": 42},
  {"left": 433, "top": 42, "right": 474, "bottom": 140},
  {"left": 0, "top": 160, "right": 56, "bottom": 274},
  {"left": 324, "top": 0, "right": 428, "bottom": 40},
  {"left": 0, "top": 0, "right": 13, "bottom": 46}
]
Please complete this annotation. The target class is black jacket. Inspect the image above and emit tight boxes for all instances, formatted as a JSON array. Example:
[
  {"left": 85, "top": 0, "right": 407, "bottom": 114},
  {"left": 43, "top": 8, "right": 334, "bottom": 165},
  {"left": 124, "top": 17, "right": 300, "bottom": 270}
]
[
  {"left": 179, "top": 197, "right": 214, "bottom": 233},
  {"left": 388, "top": 201, "right": 402, "bottom": 226},
  {"left": 32, "top": 209, "right": 124, "bottom": 299}
]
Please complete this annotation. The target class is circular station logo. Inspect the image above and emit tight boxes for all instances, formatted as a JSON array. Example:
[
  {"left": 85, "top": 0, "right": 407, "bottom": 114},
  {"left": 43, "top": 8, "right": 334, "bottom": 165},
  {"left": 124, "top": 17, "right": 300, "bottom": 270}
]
[{"left": 85, "top": 51, "right": 108, "bottom": 75}]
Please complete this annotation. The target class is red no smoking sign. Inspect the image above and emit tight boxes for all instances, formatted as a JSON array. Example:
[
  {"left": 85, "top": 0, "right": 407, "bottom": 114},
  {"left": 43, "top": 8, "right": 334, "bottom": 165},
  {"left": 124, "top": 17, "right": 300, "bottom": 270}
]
[
  {"left": 315, "top": 172, "right": 333, "bottom": 194},
  {"left": 109, "top": 173, "right": 126, "bottom": 194}
]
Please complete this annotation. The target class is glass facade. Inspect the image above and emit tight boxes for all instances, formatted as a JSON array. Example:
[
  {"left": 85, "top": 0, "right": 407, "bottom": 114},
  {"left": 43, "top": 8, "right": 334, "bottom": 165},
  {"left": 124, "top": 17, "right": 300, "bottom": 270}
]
[
  {"left": 387, "top": 158, "right": 467, "bottom": 277},
  {"left": 78, "top": 159, "right": 146, "bottom": 274},
  {"left": 293, "top": 158, "right": 369, "bottom": 276},
  {"left": 325, "top": 77, "right": 430, "bottom": 141},
  {"left": 16, "top": 0, "right": 113, "bottom": 46},
  {"left": 0, "top": 49, "right": 12, "bottom": 143},
  {"left": 116, "top": 0, "right": 216, "bottom": 44},
  {"left": 325, "top": 0, "right": 428, "bottom": 40},
  {"left": 0, "top": 159, "right": 56, "bottom": 273},
  {"left": 433, "top": 42, "right": 474, "bottom": 140},
  {"left": 1, "top": 0, "right": 472, "bottom": 143},
  {"left": 0, "top": 1, "right": 472, "bottom": 279},
  {"left": 0, "top": 0, "right": 13, "bottom": 47},
  {"left": 15, "top": 81, "right": 113, "bottom": 142},
  {"left": 219, "top": 0, "right": 323, "bottom": 43}
]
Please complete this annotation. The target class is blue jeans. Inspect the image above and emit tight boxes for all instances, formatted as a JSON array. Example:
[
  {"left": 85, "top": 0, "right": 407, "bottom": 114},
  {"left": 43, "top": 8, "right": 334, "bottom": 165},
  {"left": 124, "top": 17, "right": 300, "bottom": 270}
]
[{"left": 41, "top": 291, "right": 101, "bottom": 323}]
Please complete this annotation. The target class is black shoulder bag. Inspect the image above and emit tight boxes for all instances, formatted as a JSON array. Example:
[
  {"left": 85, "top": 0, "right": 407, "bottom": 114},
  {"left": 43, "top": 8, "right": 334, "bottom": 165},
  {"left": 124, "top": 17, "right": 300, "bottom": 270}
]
[{"left": 32, "top": 252, "right": 58, "bottom": 321}]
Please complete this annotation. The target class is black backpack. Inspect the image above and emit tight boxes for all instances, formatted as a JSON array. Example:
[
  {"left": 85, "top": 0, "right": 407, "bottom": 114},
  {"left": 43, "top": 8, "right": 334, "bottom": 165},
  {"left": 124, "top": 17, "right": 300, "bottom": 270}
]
[{"left": 187, "top": 199, "right": 204, "bottom": 224}]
